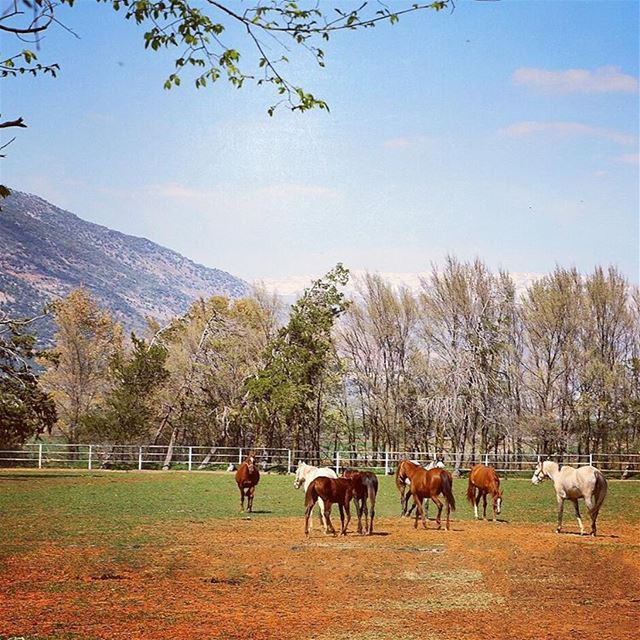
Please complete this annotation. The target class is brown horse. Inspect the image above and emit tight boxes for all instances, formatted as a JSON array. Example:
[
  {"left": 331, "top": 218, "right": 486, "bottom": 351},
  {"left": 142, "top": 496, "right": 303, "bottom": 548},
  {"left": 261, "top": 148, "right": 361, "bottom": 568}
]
[
  {"left": 399, "top": 459, "right": 456, "bottom": 530},
  {"left": 304, "top": 476, "right": 354, "bottom": 537},
  {"left": 235, "top": 452, "right": 260, "bottom": 512},
  {"left": 467, "top": 464, "right": 503, "bottom": 521},
  {"left": 395, "top": 457, "right": 445, "bottom": 517},
  {"left": 342, "top": 469, "right": 379, "bottom": 535}
]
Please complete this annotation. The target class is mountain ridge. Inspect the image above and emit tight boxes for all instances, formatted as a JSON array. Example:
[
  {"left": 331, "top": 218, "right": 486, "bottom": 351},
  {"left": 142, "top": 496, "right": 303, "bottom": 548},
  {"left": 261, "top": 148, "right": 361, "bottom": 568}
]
[{"left": 0, "top": 190, "right": 250, "bottom": 340}]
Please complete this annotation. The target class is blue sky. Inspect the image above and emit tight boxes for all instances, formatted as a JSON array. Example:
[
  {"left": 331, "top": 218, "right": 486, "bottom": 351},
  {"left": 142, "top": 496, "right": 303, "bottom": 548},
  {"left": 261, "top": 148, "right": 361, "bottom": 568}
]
[{"left": 3, "top": 0, "right": 639, "bottom": 287}]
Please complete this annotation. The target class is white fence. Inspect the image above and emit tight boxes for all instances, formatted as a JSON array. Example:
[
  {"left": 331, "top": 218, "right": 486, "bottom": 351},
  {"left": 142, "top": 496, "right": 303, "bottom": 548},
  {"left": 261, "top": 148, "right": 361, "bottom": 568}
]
[{"left": 0, "top": 443, "right": 639, "bottom": 476}]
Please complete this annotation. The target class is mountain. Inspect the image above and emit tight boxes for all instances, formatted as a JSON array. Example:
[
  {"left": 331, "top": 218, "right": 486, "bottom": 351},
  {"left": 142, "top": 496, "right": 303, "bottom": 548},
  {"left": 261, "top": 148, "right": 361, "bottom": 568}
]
[{"left": 0, "top": 190, "right": 250, "bottom": 341}]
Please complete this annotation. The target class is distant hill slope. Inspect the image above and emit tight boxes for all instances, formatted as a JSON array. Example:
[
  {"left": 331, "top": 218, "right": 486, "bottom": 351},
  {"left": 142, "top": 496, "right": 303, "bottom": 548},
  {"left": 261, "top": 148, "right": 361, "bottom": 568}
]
[{"left": 0, "top": 190, "right": 250, "bottom": 340}]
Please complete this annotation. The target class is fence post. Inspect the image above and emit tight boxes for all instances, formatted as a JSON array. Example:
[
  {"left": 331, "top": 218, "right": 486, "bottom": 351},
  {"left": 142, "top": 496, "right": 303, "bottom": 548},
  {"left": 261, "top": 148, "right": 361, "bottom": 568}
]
[
  {"left": 38, "top": 443, "right": 43, "bottom": 469},
  {"left": 335, "top": 451, "right": 340, "bottom": 475},
  {"left": 88, "top": 445, "right": 92, "bottom": 471},
  {"left": 589, "top": 453, "right": 593, "bottom": 466},
  {"left": 385, "top": 450, "right": 390, "bottom": 475},
  {"left": 238, "top": 448, "right": 243, "bottom": 464},
  {"left": 484, "top": 453, "right": 489, "bottom": 466},
  {"left": 287, "top": 449, "right": 292, "bottom": 474},
  {"left": 138, "top": 447, "right": 143, "bottom": 471},
  {"left": 188, "top": 446, "right": 193, "bottom": 472}
]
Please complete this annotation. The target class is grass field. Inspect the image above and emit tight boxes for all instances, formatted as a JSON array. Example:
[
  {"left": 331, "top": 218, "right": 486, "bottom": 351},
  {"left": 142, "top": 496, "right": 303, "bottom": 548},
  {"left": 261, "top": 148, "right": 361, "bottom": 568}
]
[{"left": 0, "top": 470, "right": 639, "bottom": 639}]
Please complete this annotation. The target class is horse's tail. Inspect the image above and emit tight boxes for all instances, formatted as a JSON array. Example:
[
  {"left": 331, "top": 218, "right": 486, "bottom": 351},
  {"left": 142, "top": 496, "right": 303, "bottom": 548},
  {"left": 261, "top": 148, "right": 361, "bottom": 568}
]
[
  {"left": 441, "top": 471, "right": 456, "bottom": 511},
  {"left": 466, "top": 476, "right": 476, "bottom": 504},
  {"left": 592, "top": 469, "right": 608, "bottom": 514},
  {"left": 305, "top": 479, "right": 318, "bottom": 510},
  {"left": 395, "top": 461, "right": 404, "bottom": 492},
  {"left": 368, "top": 475, "right": 379, "bottom": 506}
]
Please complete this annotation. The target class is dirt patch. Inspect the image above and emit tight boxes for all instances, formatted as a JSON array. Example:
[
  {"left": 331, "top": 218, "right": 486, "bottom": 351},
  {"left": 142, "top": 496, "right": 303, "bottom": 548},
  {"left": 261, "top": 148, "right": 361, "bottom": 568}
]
[{"left": 0, "top": 518, "right": 638, "bottom": 640}]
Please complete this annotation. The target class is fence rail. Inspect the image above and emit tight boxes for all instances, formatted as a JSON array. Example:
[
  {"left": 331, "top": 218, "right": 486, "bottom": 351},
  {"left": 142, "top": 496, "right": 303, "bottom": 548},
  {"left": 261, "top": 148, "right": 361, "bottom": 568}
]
[{"left": 1, "top": 443, "right": 639, "bottom": 476}]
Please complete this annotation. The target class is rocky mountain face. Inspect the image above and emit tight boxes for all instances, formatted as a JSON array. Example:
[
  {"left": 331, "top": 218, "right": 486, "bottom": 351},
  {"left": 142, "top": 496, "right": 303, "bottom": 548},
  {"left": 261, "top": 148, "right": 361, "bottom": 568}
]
[{"left": 0, "top": 190, "right": 250, "bottom": 341}]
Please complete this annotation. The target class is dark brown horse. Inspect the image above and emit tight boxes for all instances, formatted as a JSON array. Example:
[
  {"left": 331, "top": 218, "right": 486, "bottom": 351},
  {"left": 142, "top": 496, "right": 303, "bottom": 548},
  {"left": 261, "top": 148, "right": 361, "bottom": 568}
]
[
  {"left": 235, "top": 452, "right": 260, "bottom": 512},
  {"left": 342, "top": 469, "right": 379, "bottom": 535},
  {"left": 467, "top": 463, "right": 503, "bottom": 521},
  {"left": 399, "top": 459, "right": 456, "bottom": 530},
  {"left": 304, "top": 476, "right": 354, "bottom": 537}
]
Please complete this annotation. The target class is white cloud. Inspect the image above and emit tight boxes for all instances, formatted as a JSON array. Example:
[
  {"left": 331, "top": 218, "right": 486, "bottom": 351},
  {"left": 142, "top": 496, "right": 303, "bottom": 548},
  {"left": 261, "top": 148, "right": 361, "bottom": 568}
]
[
  {"left": 617, "top": 153, "right": 639, "bottom": 165},
  {"left": 501, "top": 121, "right": 635, "bottom": 146},
  {"left": 513, "top": 66, "right": 639, "bottom": 94},
  {"left": 383, "top": 135, "right": 429, "bottom": 150},
  {"left": 259, "top": 270, "right": 543, "bottom": 298}
]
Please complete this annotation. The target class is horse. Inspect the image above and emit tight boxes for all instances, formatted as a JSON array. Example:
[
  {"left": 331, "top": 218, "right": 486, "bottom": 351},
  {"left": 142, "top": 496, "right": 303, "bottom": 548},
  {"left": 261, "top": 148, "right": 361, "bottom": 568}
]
[
  {"left": 293, "top": 461, "right": 338, "bottom": 532},
  {"left": 304, "top": 476, "right": 354, "bottom": 537},
  {"left": 342, "top": 469, "right": 379, "bottom": 535},
  {"left": 531, "top": 458, "right": 608, "bottom": 536},
  {"left": 399, "top": 459, "right": 456, "bottom": 530},
  {"left": 466, "top": 463, "right": 503, "bottom": 521},
  {"left": 396, "top": 455, "right": 445, "bottom": 517},
  {"left": 235, "top": 452, "right": 260, "bottom": 512}
]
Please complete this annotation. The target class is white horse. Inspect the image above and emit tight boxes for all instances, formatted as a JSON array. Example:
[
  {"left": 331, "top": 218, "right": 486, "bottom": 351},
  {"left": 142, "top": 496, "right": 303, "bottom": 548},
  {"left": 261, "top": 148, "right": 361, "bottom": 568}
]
[
  {"left": 531, "top": 458, "right": 608, "bottom": 536},
  {"left": 293, "top": 461, "right": 338, "bottom": 533},
  {"left": 402, "top": 457, "right": 446, "bottom": 518}
]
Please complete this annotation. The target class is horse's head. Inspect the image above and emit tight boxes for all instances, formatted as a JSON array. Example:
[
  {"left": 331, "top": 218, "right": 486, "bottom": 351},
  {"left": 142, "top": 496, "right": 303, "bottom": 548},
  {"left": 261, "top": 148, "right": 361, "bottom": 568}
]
[
  {"left": 246, "top": 452, "right": 257, "bottom": 473},
  {"left": 293, "top": 460, "right": 306, "bottom": 489},
  {"left": 493, "top": 488, "right": 504, "bottom": 514},
  {"left": 531, "top": 458, "right": 547, "bottom": 485}
]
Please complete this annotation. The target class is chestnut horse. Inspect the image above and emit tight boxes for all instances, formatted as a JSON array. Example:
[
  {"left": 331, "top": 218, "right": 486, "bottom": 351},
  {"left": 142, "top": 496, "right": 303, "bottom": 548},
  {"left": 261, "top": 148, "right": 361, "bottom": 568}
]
[
  {"left": 396, "top": 456, "right": 445, "bottom": 517},
  {"left": 304, "top": 477, "right": 353, "bottom": 537},
  {"left": 343, "top": 469, "right": 379, "bottom": 535},
  {"left": 398, "top": 459, "right": 456, "bottom": 530},
  {"left": 466, "top": 463, "right": 503, "bottom": 521},
  {"left": 235, "top": 452, "right": 260, "bottom": 512}
]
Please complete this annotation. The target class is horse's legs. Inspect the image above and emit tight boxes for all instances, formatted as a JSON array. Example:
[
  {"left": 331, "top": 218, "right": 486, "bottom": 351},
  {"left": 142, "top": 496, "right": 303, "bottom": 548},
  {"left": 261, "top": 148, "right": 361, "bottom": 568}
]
[
  {"left": 247, "top": 486, "right": 255, "bottom": 513},
  {"left": 400, "top": 487, "right": 407, "bottom": 516},
  {"left": 432, "top": 496, "right": 443, "bottom": 530},
  {"left": 317, "top": 497, "right": 327, "bottom": 533},
  {"left": 358, "top": 498, "right": 366, "bottom": 535},
  {"left": 556, "top": 496, "right": 564, "bottom": 533},
  {"left": 304, "top": 498, "right": 317, "bottom": 537},
  {"left": 406, "top": 498, "right": 417, "bottom": 518},
  {"left": 239, "top": 486, "right": 245, "bottom": 512},
  {"left": 412, "top": 491, "right": 421, "bottom": 529},
  {"left": 414, "top": 495, "right": 428, "bottom": 529},
  {"left": 337, "top": 503, "right": 346, "bottom": 536},
  {"left": 482, "top": 492, "right": 488, "bottom": 519},
  {"left": 474, "top": 490, "right": 482, "bottom": 520},
  {"left": 571, "top": 499, "right": 585, "bottom": 535},
  {"left": 343, "top": 500, "right": 351, "bottom": 535},
  {"left": 324, "top": 503, "right": 336, "bottom": 536},
  {"left": 584, "top": 494, "right": 598, "bottom": 536},
  {"left": 368, "top": 495, "right": 376, "bottom": 535}
]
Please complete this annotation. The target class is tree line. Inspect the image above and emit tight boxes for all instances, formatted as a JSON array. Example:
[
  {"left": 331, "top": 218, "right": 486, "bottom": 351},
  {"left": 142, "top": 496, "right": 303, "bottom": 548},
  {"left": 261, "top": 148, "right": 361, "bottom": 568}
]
[{"left": 2, "top": 259, "right": 639, "bottom": 469}]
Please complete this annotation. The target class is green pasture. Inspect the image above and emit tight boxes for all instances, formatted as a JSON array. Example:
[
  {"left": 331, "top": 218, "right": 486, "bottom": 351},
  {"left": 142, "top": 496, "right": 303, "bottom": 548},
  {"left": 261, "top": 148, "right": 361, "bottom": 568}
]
[{"left": 0, "top": 470, "right": 638, "bottom": 553}]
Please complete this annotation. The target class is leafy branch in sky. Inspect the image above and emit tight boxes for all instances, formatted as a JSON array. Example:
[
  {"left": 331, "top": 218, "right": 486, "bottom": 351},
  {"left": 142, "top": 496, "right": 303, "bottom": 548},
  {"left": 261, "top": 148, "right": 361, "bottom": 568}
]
[{"left": 0, "top": 0, "right": 453, "bottom": 200}]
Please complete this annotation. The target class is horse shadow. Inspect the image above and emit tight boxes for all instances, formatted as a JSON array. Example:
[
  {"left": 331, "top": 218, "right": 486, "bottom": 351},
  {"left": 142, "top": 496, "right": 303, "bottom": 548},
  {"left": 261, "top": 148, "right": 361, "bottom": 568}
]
[{"left": 559, "top": 531, "right": 620, "bottom": 539}]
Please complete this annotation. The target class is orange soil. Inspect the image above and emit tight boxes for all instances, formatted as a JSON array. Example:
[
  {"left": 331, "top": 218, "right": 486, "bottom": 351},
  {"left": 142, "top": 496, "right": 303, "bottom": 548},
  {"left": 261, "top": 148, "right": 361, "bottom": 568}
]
[{"left": 1, "top": 516, "right": 638, "bottom": 640}]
